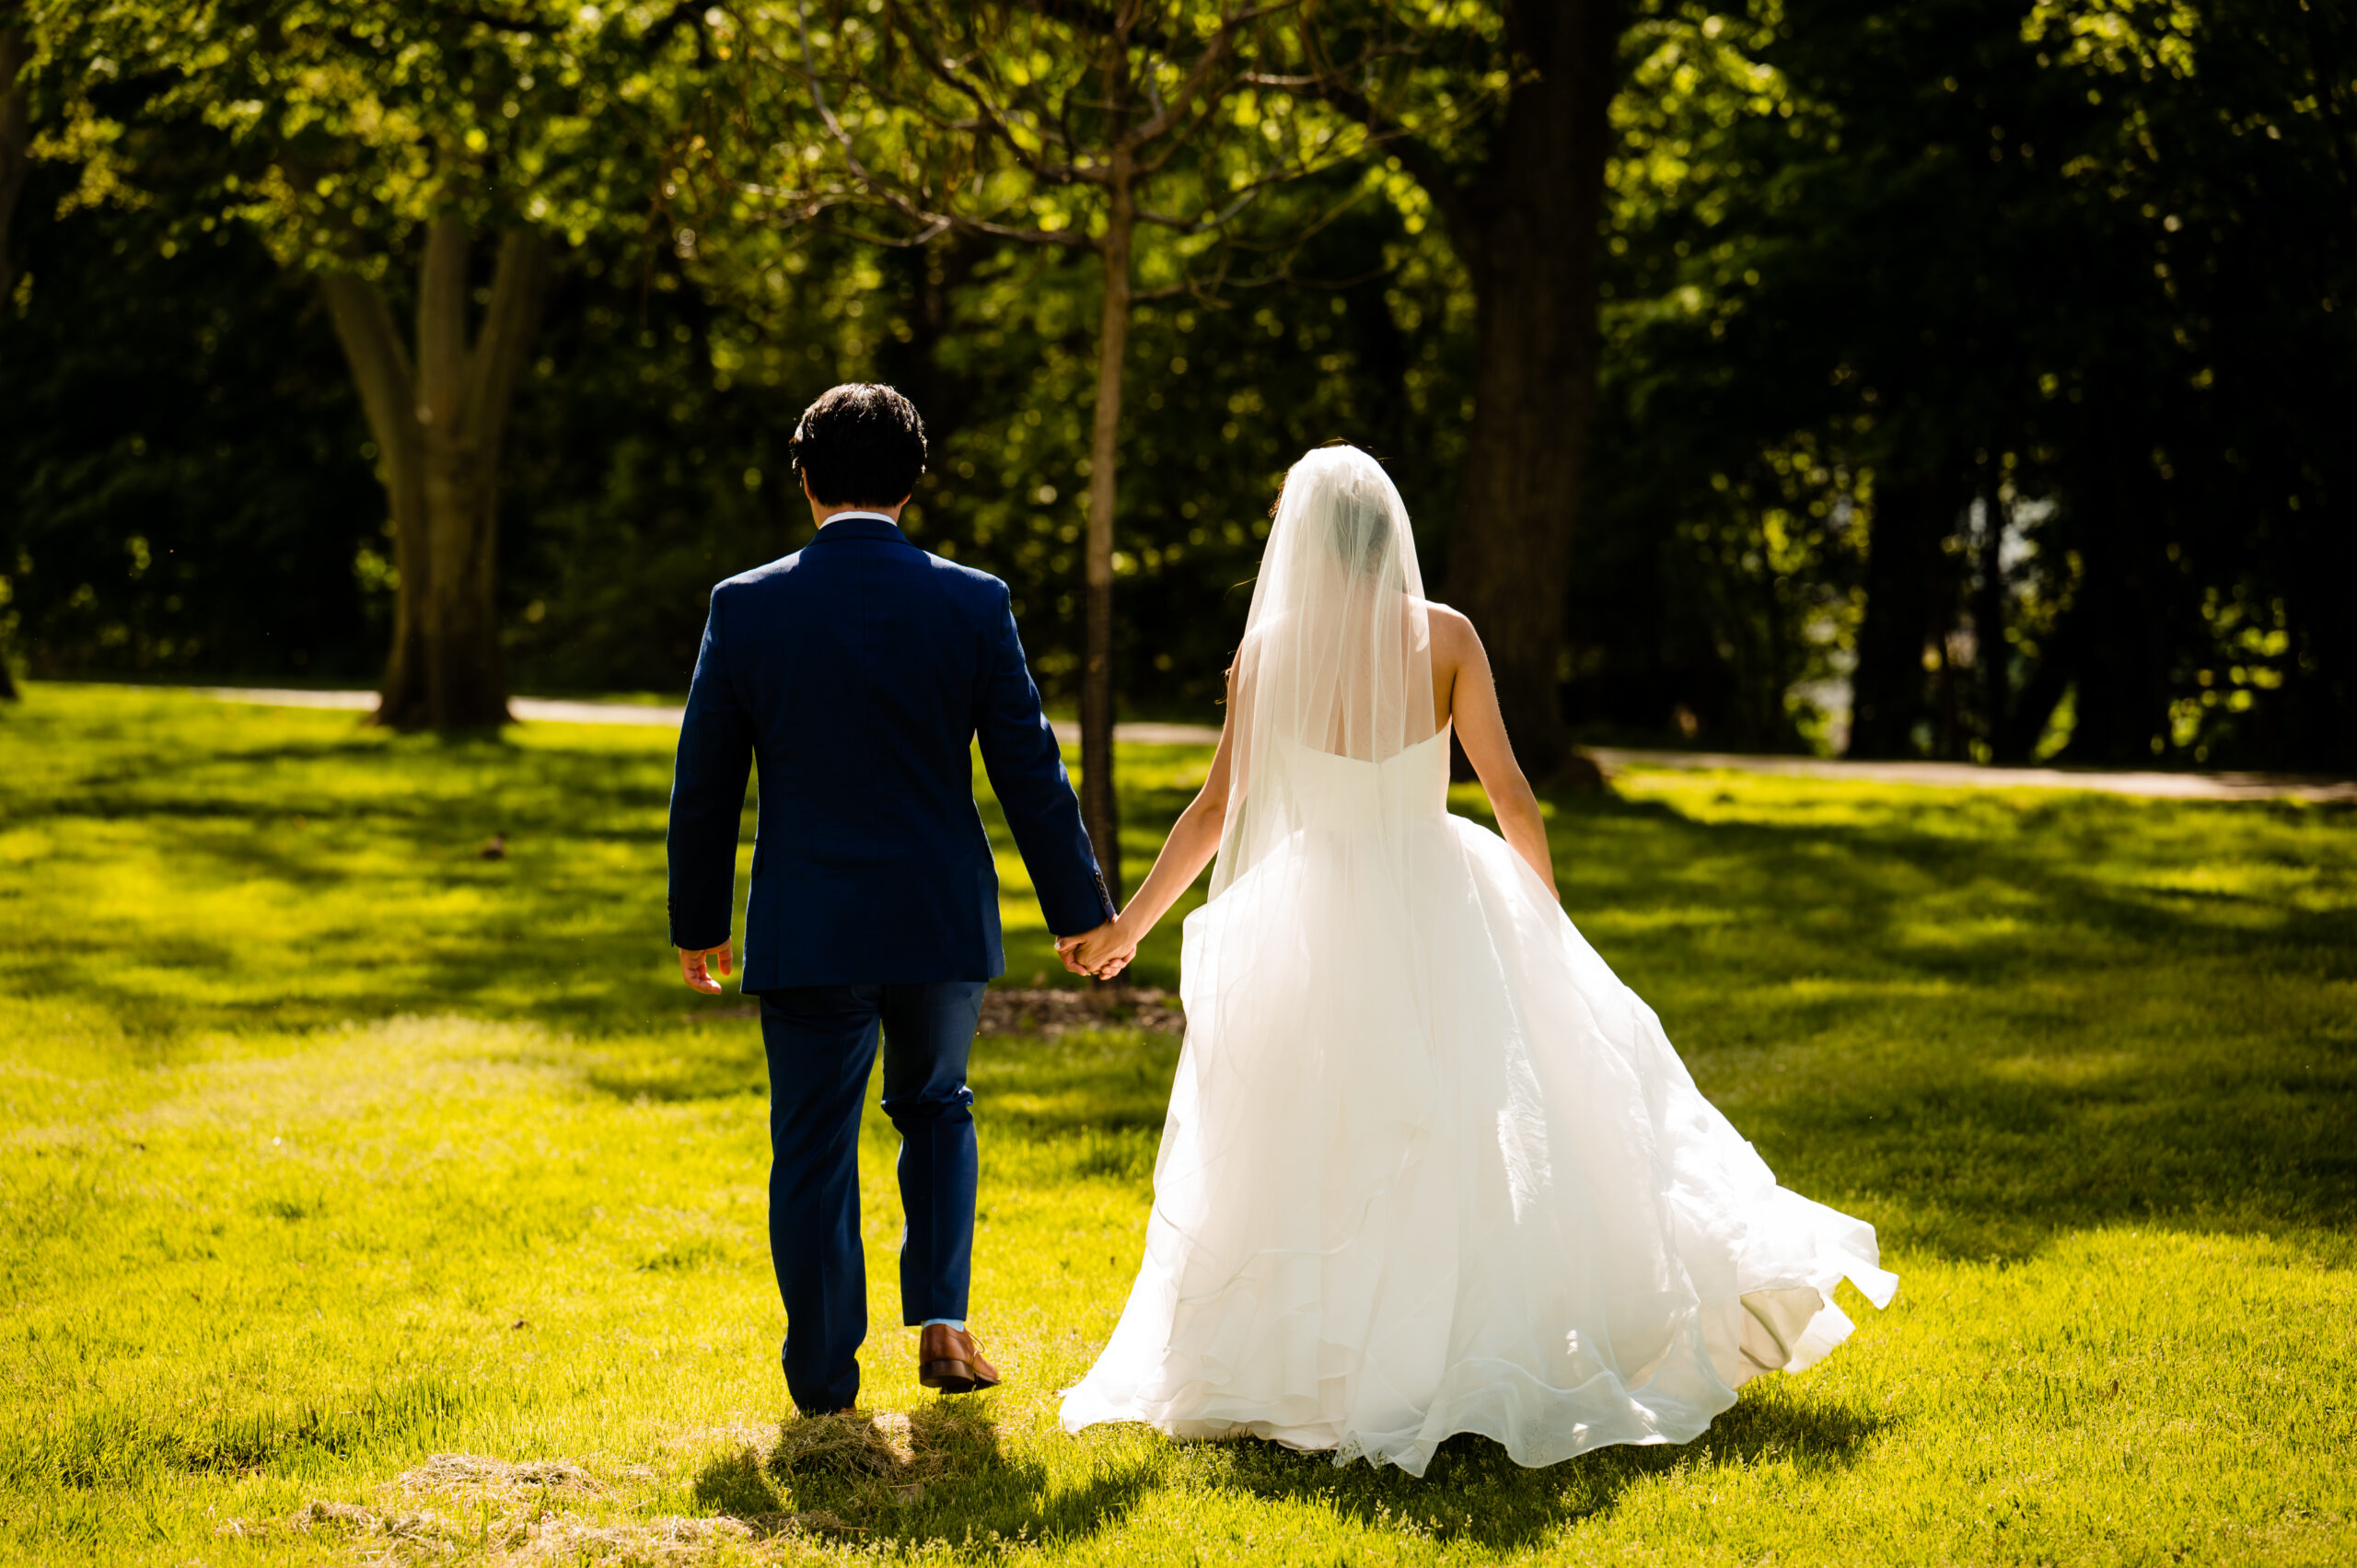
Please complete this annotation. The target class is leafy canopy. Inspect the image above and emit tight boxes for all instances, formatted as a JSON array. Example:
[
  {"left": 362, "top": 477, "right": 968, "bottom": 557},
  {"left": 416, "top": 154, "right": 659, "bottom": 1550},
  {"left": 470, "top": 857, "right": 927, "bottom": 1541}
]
[{"left": 30, "top": 0, "right": 714, "bottom": 273}]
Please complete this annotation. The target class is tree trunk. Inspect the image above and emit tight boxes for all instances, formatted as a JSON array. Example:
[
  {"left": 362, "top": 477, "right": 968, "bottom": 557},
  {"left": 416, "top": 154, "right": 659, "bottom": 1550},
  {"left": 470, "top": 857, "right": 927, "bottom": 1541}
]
[
  {"left": 319, "top": 216, "right": 548, "bottom": 730},
  {"left": 415, "top": 218, "right": 498, "bottom": 728},
  {"left": 0, "top": 20, "right": 29, "bottom": 309},
  {"left": 1848, "top": 472, "right": 1946, "bottom": 758},
  {"left": 0, "top": 22, "right": 26, "bottom": 699},
  {"left": 2058, "top": 509, "right": 2174, "bottom": 766},
  {"left": 2282, "top": 497, "right": 2356, "bottom": 770},
  {"left": 1081, "top": 158, "right": 1133, "bottom": 906},
  {"left": 318, "top": 273, "right": 432, "bottom": 723},
  {"left": 1994, "top": 609, "right": 2074, "bottom": 763},
  {"left": 1441, "top": 0, "right": 1623, "bottom": 784},
  {"left": 1971, "top": 463, "right": 2009, "bottom": 756}
]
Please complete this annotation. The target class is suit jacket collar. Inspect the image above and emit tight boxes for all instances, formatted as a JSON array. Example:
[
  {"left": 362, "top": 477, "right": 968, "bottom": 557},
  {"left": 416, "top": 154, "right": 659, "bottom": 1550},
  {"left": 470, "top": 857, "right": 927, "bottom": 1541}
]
[{"left": 808, "top": 514, "right": 909, "bottom": 547}]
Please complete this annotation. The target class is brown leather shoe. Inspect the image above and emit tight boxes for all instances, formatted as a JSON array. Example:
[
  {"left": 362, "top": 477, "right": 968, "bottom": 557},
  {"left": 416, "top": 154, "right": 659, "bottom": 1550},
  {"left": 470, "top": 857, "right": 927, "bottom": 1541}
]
[{"left": 917, "top": 1324, "right": 1001, "bottom": 1394}]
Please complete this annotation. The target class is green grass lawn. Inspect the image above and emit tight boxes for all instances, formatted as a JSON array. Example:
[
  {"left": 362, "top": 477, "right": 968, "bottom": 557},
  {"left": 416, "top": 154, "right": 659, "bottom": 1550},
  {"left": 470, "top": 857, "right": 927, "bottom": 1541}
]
[{"left": 2, "top": 681, "right": 2352, "bottom": 1566}]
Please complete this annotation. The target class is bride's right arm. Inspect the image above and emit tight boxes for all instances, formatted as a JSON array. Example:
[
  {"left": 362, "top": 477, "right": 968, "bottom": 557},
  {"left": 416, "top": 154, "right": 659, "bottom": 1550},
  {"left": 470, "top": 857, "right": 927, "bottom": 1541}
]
[
  {"left": 1436, "top": 609, "right": 1561, "bottom": 899},
  {"left": 1062, "top": 672, "right": 1239, "bottom": 975}
]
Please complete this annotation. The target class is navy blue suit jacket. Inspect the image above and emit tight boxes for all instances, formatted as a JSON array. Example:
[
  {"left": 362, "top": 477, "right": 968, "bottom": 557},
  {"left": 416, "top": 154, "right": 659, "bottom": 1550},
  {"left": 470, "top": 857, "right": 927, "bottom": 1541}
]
[{"left": 666, "top": 515, "right": 1113, "bottom": 990}]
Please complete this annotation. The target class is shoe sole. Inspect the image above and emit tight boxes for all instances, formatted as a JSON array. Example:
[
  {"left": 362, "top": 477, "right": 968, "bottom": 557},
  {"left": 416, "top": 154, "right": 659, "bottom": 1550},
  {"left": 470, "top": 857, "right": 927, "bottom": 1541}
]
[{"left": 919, "top": 1358, "right": 999, "bottom": 1394}]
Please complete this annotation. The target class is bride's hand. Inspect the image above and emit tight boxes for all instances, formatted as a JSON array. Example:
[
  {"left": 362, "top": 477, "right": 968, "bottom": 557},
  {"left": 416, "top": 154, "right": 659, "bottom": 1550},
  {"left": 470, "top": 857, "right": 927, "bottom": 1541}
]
[{"left": 1057, "top": 917, "right": 1139, "bottom": 979}]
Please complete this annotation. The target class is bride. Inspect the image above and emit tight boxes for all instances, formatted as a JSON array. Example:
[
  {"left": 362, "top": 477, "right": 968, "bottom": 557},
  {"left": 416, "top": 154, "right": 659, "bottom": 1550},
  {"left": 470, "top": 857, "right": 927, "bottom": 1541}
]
[{"left": 1053, "top": 445, "right": 1895, "bottom": 1476}]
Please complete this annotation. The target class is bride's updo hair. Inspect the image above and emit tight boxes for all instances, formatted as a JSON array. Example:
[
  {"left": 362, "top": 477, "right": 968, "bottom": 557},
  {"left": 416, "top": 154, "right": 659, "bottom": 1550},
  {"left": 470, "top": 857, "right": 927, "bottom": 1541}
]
[
  {"left": 1271, "top": 444, "right": 1401, "bottom": 582},
  {"left": 1329, "top": 482, "right": 1396, "bottom": 581}
]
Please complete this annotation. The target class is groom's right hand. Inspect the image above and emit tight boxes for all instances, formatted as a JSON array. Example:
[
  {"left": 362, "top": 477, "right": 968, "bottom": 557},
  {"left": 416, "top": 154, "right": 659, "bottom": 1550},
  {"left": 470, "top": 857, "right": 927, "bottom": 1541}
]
[{"left": 679, "top": 942, "right": 734, "bottom": 994}]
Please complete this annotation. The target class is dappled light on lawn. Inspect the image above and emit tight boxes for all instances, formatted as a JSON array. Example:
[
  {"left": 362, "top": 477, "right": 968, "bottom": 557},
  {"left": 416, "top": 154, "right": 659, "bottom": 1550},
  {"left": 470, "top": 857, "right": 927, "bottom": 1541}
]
[{"left": 1, "top": 685, "right": 2351, "bottom": 1562}]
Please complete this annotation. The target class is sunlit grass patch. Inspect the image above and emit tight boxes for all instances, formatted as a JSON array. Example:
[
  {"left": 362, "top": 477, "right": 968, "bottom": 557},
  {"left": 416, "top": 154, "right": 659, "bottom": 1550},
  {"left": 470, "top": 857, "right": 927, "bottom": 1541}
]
[{"left": 2, "top": 682, "right": 2353, "bottom": 1564}]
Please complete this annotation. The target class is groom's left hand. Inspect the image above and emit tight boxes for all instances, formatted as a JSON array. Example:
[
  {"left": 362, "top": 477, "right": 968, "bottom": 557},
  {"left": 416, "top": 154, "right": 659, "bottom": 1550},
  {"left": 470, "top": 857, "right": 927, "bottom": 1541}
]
[
  {"left": 679, "top": 942, "right": 734, "bottom": 994},
  {"left": 1057, "top": 921, "right": 1135, "bottom": 980}
]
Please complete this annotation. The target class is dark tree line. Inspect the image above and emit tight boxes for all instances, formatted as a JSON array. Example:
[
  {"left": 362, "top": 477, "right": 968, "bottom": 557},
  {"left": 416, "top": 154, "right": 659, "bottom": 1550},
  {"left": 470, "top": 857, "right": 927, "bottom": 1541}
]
[
  {"left": 3, "top": 0, "right": 2350, "bottom": 773},
  {"left": 1582, "top": 0, "right": 2353, "bottom": 769}
]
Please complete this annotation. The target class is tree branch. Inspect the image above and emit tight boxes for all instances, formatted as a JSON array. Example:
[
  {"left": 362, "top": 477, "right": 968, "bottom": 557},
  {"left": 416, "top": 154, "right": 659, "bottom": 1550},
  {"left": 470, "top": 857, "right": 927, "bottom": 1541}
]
[
  {"left": 317, "top": 271, "right": 419, "bottom": 466},
  {"left": 461, "top": 228, "right": 552, "bottom": 454},
  {"left": 1243, "top": 66, "right": 1472, "bottom": 241},
  {"left": 0, "top": 22, "right": 31, "bottom": 305},
  {"left": 1134, "top": 181, "right": 1264, "bottom": 233},
  {"left": 891, "top": 5, "right": 1079, "bottom": 184},
  {"left": 1020, "top": 0, "right": 1171, "bottom": 52},
  {"left": 636, "top": 2, "right": 706, "bottom": 52},
  {"left": 1128, "top": 2, "right": 1300, "bottom": 147},
  {"left": 787, "top": 4, "right": 1097, "bottom": 244},
  {"left": 735, "top": 179, "right": 1089, "bottom": 250},
  {"left": 415, "top": 214, "right": 471, "bottom": 432}
]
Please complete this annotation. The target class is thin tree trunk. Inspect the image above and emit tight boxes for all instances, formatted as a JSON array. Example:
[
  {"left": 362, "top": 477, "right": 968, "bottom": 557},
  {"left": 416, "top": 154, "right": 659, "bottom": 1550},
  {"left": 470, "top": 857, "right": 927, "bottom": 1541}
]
[
  {"left": 2059, "top": 489, "right": 2175, "bottom": 766},
  {"left": 1081, "top": 157, "right": 1134, "bottom": 906},
  {"left": 1934, "top": 635, "right": 1961, "bottom": 760},
  {"left": 2282, "top": 500, "right": 2356, "bottom": 770},
  {"left": 1995, "top": 609, "right": 2073, "bottom": 763},
  {"left": 0, "top": 20, "right": 29, "bottom": 309},
  {"left": 0, "top": 21, "right": 27, "bottom": 699},
  {"left": 1849, "top": 472, "right": 1944, "bottom": 758},
  {"left": 1441, "top": 0, "right": 1622, "bottom": 784},
  {"left": 1971, "top": 464, "right": 2009, "bottom": 757}
]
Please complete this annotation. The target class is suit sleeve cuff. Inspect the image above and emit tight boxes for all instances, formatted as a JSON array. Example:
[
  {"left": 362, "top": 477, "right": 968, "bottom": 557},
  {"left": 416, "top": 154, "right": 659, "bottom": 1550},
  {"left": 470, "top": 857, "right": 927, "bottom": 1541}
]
[
  {"left": 1045, "top": 873, "right": 1117, "bottom": 937},
  {"left": 668, "top": 896, "right": 732, "bottom": 951}
]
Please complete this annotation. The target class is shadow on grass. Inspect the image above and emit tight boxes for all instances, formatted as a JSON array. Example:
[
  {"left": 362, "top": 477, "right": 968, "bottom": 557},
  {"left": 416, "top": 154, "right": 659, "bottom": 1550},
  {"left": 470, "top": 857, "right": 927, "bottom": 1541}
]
[
  {"left": 19, "top": 1372, "right": 473, "bottom": 1489},
  {"left": 692, "top": 1402, "right": 1158, "bottom": 1547},
  {"left": 581, "top": 1023, "right": 770, "bottom": 1101},
  {"left": 1522, "top": 789, "right": 2357, "bottom": 1257},
  {"left": 1198, "top": 1388, "right": 1892, "bottom": 1553},
  {"left": 576, "top": 1016, "right": 1186, "bottom": 1118},
  {"left": 18, "top": 691, "right": 2356, "bottom": 1261},
  {"left": 690, "top": 1393, "right": 1885, "bottom": 1555}
]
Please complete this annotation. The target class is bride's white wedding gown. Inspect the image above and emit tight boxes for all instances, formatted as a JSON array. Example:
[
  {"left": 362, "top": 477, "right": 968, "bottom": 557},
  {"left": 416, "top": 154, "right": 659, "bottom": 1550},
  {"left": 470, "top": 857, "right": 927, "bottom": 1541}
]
[{"left": 1060, "top": 725, "right": 1898, "bottom": 1475}]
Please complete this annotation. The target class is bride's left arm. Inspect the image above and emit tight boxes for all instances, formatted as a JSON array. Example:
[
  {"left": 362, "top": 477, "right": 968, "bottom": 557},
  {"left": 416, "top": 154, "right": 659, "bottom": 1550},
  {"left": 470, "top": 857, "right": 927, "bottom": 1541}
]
[{"left": 1062, "top": 674, "right": 1239, "bottom": 976}]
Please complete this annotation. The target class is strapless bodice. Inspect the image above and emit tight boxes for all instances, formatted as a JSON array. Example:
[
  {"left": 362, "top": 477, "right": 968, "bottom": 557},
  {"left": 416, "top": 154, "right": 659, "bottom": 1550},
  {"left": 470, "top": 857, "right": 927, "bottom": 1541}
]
[{"left": 1271, "top": 726, "right": 1451, "bottom": 834}]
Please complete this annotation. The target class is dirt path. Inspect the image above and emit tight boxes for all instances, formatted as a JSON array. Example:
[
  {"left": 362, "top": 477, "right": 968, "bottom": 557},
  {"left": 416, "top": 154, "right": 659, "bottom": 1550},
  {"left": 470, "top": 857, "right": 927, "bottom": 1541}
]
[
  {"left": 187, "top": 686, "right": 1226, "bottom": 743},
  {"left": 182, "top": 688, "right": 2350, "bottom": 802},
  {"left": 1586, "top": 746, "right": 2355, "bottom": 804}
]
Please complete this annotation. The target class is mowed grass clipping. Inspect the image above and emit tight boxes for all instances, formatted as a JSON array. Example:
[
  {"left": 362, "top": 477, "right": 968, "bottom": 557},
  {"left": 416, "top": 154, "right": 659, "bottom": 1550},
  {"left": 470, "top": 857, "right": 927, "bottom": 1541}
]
[{"left": 0, "top": 680, "right": 2351, "bottom": 1566}]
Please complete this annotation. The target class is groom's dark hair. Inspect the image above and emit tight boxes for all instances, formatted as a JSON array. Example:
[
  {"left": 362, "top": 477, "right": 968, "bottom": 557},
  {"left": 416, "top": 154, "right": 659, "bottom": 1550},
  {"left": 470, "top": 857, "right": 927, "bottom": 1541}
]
[{"left": 791, "top": 384, "right": 928, "bottom": 506}]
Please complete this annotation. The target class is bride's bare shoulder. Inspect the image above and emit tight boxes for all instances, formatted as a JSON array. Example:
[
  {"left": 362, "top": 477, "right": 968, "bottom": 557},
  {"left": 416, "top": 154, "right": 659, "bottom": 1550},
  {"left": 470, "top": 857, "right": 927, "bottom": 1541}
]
[{"left": 1420, "top": 601, "right": 1480, "bottom": 659}]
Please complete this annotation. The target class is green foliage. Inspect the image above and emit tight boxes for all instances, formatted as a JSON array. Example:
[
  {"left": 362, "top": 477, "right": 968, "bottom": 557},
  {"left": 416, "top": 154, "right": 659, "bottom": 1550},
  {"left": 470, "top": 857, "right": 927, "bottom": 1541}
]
[
  {"left": 849, "top": 206, "right": 1472, "bottom": 712},
  {"left": 1585, "top": 0, "right": 2357, "bottom": 765},
  {"left": 4, "top": 0, "right": 2349, "bottom": 765},
  {"left": 28, "top": 0, "right": 702, "bottom": 266},
  {"left": 3, "top": 682, "right": 2354, "bottom": 1562},
  {"left": 699, "top": 0, "right": 1360, "bottom": 258},
  {"left": 0, "top": 168, "right": 383, "bottom": 678}
]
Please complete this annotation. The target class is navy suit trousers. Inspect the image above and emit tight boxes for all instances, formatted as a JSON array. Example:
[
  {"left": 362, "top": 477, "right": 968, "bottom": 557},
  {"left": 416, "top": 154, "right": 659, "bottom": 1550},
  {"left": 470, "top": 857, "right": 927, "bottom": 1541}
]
[{"left": 760, "top": 980, "right": 986, "bottom": 1414}]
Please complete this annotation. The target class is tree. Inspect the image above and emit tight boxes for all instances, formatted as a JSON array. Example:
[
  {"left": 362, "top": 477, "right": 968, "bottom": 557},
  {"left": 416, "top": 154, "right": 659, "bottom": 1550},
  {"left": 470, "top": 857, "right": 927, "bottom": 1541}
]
[
  {"left": 1283, "top": 0, "right": 1629, "bottom": 780},
  {"left": 0, "top": 6, "right": 28, "bottom": 700},
  {"left": 1735, "top": 0, "right": 2357, "bottom": 767},
  {"left": 706, "top": 0, "right": 1355, "bottom": 900},
  {"left": 1515, "top": 0, "right": 2356, "bottom": 772},
  {"left": 29, "top": 0, "right": 708, "bottom": 728},
  {"left": 1, "top": 7, "right": 28, "bottom": 308}
]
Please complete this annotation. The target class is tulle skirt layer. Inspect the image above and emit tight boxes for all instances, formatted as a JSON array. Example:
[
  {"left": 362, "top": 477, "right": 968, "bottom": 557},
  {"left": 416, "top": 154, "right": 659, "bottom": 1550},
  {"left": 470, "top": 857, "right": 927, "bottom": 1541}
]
[{"left": 1059, "top": 811, "right": 1896, "bottom": 1476}]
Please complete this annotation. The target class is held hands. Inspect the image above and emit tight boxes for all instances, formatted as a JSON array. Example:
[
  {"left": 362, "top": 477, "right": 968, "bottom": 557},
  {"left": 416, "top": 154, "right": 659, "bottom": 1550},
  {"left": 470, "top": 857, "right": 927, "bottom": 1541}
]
[
  {"left": 678, "top": 941, "right": 734, "bottom": 994},
  {"left": 1057, "top": 917, "right": 1138, "bottom": 980}
]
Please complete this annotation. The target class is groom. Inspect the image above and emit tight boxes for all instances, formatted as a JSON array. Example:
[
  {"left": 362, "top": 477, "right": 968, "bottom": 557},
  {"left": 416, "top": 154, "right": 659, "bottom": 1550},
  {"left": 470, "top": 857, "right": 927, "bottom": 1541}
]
[{"left": 667, "top": 383, "right": 1117, "bottom": 1415}]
